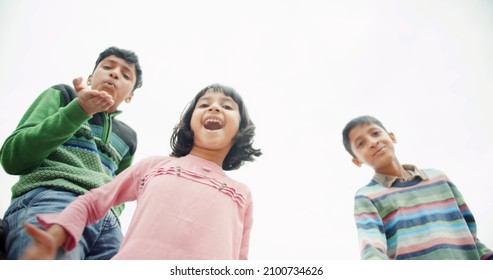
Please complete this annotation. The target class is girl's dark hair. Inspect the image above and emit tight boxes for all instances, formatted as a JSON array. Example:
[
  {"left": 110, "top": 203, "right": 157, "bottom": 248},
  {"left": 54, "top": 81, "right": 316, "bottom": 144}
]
[
  {"left": 93, "top": 46, "right": 143, "bottom": 91},
  {"left": 342, "top": 115, "right": 388, "bottom": 158},
  {"left": 170, "top": 84, "right": 262, "bottom": 170}
]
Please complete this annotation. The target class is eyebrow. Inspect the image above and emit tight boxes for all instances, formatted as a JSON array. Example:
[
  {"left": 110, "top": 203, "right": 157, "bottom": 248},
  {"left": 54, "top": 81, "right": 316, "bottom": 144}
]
[
  {"left": 352, "top": 126, "right": 382, "bottom": 144},
  {"left": 102, "top": 58, "right": 135, "bottom": 75},
  {"left": 198, "top": 96, "right": 236, "bottom": 103}
]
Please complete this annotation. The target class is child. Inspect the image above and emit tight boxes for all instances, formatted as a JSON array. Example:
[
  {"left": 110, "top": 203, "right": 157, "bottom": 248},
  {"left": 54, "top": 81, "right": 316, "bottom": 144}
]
[
  {"left": 342, "top": 115, "right": 493, "bottom": 260},
  {"left": 1, "top": 46, "right": 143, "bottom": 259},
  {"left": 21, "top": 83, "right": 262, "bottom": 260}
]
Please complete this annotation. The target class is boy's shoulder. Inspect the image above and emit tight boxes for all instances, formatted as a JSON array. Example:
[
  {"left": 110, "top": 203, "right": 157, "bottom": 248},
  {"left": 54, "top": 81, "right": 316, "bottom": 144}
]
[
  {"left": 354, "top": 167, "right": 450, "bottom": 197},
  {"left": 420, "top": 168, "right": 448, "bottom": 179},
  {"left": 50, "top": 84, "right": 77, "bottom": 104},
  {"left": 354, "top": 179, "right": 385, "bottom": 197},
  {"left": 32, "top": 84, "right": 76, "bottom": 104}
]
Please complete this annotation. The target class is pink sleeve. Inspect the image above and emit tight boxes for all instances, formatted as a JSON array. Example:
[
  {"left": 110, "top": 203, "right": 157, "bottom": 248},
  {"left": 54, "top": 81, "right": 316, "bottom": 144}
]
[
  {"left": 239, "top": 201, "right": 253, "bottom": 260},
  {"left": 37, "top": 159, "right": 149, "bottom": 252}
]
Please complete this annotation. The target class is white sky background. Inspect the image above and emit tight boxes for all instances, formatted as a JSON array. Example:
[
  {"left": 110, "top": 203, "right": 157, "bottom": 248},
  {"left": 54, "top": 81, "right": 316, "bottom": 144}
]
[{"left": 0, "top": 0, "right": 492, "bottom": 260}]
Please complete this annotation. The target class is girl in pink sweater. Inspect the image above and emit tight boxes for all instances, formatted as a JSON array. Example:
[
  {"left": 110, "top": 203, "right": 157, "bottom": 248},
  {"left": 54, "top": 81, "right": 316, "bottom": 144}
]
[{"left": 21, "top": 83, "right": 262, "bottom": 260}]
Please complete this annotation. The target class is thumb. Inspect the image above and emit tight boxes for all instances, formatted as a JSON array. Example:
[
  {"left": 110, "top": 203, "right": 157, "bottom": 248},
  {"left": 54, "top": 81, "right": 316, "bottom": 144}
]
[{"left": 72, "top": 77, "right": 85, "bottom": 92}]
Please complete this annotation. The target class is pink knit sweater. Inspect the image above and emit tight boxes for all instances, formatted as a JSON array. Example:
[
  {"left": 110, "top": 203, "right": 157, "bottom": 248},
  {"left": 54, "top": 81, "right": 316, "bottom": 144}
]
[{"left": 38, "top": 154, "right": 253, "bottom": 259}]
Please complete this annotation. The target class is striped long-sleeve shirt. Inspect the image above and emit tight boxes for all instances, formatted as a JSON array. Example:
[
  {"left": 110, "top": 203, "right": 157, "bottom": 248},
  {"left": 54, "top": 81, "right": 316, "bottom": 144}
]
[{"left": 354, "top": 166, "right": 493, "bottom": 260}]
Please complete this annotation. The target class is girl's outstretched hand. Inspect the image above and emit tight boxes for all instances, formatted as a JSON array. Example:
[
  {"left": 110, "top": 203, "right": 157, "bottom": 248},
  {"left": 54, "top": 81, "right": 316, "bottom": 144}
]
[{"left": 21, "top": 223, "right": 57, "bottom": 260}]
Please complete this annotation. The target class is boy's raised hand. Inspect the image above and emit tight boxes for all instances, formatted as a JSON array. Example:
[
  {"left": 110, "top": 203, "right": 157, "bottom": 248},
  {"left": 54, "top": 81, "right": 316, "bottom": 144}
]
[
  {"left": 73, "top": 77, "right": 114, "bottom": 115},
  {"left": 21, "top": 223, "right": 57, "bottom": 260}
]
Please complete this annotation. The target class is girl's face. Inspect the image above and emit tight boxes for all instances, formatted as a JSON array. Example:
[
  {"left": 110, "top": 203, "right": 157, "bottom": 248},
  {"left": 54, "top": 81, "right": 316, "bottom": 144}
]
[{"left": 190, "top": 90, "right": 241, "bottom": 156}]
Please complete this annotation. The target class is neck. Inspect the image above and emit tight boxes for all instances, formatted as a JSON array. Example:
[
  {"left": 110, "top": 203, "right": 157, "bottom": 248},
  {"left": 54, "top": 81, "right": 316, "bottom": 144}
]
[
  {"left": 189, "top": 147, "right": 227, "bottom": 168},
  {"left": 375, "top": 158, "right": 405, "bottom": 177}
]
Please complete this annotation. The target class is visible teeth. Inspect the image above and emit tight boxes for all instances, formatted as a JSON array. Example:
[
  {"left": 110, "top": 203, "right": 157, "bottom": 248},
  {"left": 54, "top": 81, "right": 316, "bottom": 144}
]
[
  {"left": 206, "top": 119, "right": 221, "bottom": 125},
  {"left": 204, "top": 118, "right": 223, "bottom": 130}
]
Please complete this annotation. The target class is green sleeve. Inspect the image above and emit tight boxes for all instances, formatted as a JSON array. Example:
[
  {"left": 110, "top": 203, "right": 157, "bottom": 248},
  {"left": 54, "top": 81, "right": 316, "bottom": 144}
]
[{"left": 0, "top": 88, "right": 91, "bottom": 175}]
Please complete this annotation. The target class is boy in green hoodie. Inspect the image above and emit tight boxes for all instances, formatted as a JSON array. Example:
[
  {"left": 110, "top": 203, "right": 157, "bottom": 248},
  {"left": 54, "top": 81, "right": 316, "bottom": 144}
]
[{"left": 1, "top": 46, "right": 143, "bottom": 259}]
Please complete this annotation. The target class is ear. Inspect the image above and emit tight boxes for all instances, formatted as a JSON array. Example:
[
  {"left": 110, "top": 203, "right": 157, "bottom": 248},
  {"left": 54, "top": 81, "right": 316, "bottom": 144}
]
[
  {"left": 125, "top": 92, "right": 134, "bottom": 103},
  {"left": 86, "top": 75, "right": 93, "bottom": 86},
  {"left": 389, "top": 132, "right": 397, "bottom": 143},
  {"left": 352, "top": 157, "right": 363, "bottom": 167}
]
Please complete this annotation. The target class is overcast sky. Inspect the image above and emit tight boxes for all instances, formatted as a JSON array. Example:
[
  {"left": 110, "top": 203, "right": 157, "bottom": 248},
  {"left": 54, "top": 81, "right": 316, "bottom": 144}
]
[{"left": 1, "top": 0, "right": 492, "bottom": 260}]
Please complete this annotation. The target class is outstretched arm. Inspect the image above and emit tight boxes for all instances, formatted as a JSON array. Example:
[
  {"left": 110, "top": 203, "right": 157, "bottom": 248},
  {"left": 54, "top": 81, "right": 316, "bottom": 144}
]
[{"left": 21, "top": 223, "right": 68, "bottom": 260}]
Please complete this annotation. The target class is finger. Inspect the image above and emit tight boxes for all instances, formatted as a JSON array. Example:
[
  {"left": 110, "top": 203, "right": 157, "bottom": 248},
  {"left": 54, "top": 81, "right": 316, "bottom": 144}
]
[
  {"left": 99, "top": 99, "right": 115, "bottom": 111},
  {"left": 72, "top": 77, "right": 85, "bottom": 92},
  {"left": 93, "top": 91, "right": 115, "bottom": 107},
  {"left": 22, "top": 223, "right": 56, "bottom": 260},
  {"left": 24, "top": 223, "right": 47, "bottom": 242}
]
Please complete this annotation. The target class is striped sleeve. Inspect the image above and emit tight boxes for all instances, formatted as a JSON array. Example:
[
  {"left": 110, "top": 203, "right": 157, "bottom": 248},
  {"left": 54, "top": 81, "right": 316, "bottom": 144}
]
[
  {"left": 354, "top": 194, "right": 388, "bottom": 260},
  {"left": 448, "top": 181, "right": 493, "bottom": 259}
]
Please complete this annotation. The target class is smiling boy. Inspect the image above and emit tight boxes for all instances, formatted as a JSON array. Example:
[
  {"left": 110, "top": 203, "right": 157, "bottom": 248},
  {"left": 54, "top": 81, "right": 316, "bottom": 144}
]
[
  {"left": 1, "top": 46, "right": 143, "bottom": 259},
  {"left": 342, "top": 115, "right": 493, "bottom": 260}
]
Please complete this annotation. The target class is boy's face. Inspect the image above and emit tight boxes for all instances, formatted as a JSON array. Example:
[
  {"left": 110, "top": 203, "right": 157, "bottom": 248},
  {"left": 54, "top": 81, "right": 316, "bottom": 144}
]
[
  {"left": 87, "top": 55, "right": 137, "bottom": 113},
  {"left": 349, "top": 123, "right": 398, "bottom": 173}
]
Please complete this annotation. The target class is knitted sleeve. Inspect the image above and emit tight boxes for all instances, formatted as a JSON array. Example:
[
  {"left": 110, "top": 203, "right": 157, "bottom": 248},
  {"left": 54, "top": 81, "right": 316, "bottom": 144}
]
[
  {"left": 36, "top": 156, "right": 170, "bottom": 251},
  {"left": 354, "top": 194, "right": 388, "bottom": 260},
  {"left": 0, "top": 86, "right": 90, "bottom": 175},
  {"left": 448, "top": 182, "right": 493, "bottom": 259},
  {"left": 239, "top": 201, "right": 253, "bottom": 260}
]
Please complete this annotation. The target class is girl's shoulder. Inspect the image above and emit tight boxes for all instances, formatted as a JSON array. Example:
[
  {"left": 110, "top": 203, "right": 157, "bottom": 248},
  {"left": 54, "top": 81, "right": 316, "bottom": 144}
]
[{"left": 134, "top": 155, "right": 177, "bottom": 170}]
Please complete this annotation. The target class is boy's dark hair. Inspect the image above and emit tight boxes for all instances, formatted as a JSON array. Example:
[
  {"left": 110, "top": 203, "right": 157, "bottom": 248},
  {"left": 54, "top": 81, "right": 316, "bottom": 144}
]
[
  {"left": 342, "top": 115, "right": 388, "bottom": 158},
  {"left": 170, "top": 83, "right": 262, "bottom": 170},
  {"left": 93, "top": 46, "right": 143, "bottom": 91}
]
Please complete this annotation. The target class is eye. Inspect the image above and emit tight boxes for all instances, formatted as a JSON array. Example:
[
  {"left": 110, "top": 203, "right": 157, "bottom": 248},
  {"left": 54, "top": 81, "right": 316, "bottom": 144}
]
[
  {"left": 122, "top": 73, "right": 130, "bottom": 80},
  {"left": 222, "top": 104, "right": 233, "bottom": 110},
  {"left": 356, "top": 141, "right": 364, "bottom": 148},
  {"left": 197, "top": 103, "right": 209, "bottom": 109},
  {"left": 372, "top": 131, "right": 381, "bottom": 137}
]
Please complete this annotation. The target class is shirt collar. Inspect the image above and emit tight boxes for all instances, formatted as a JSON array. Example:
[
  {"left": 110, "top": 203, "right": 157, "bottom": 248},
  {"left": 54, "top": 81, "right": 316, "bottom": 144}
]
[{"left": 373, "top": 164, "right": 428, "bottom": 188}]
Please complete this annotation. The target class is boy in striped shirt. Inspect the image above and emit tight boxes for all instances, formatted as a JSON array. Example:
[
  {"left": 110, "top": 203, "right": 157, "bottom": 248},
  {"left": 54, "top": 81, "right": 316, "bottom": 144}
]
[{"left": 342, "top": 115, "right": 492, "bottom": 260}]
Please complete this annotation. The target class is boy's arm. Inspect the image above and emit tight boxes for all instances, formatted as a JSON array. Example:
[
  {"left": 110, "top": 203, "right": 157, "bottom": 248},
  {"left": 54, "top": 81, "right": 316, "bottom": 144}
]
[
  {"left": 449, "top": 183, "right": 493, "bottom": 259},
  {"left": 476, "top": 239, "right": 493, "bottom": 260},
  {"left": 0, "top": 87, "right": 91, "bottom": 175},
  {"left": 1, "top": 78, "right": 115, "bottom": 175},
  {"left": 354, "top": 195, "right": 389, "bottom": 260}
]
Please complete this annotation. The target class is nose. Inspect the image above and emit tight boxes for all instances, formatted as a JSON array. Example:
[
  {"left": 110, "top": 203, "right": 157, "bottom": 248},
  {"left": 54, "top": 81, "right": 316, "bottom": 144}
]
[
  {"left": 109, "top": 68, "right": 120, "bottom": 80},
  {"left": 208, "top": 103, "right": 220, "bottom": 112},
  {"left": 369, "top": 138, "right": 379, "bottom": 148}
]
